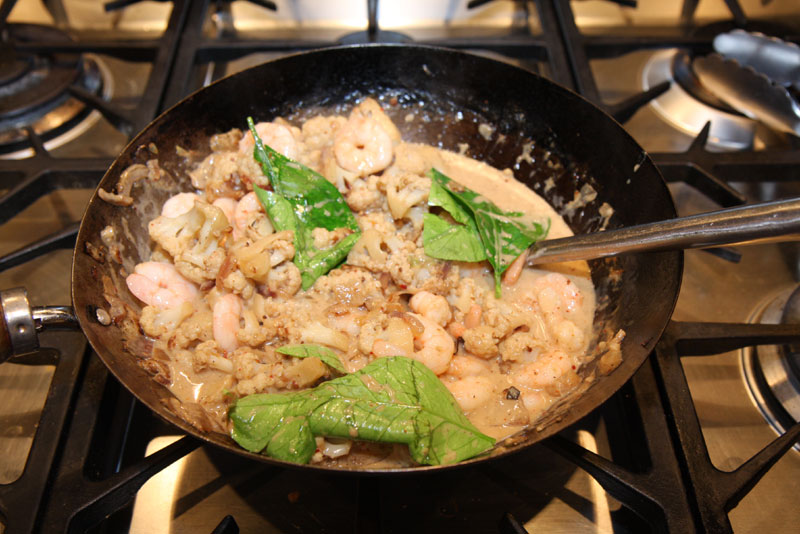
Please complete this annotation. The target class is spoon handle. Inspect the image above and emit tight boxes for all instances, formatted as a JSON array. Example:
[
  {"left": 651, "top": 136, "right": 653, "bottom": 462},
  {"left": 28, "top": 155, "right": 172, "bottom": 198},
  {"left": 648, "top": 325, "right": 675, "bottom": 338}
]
[{"left": 527, "top": 197, "right": 800, "bottom": 265}]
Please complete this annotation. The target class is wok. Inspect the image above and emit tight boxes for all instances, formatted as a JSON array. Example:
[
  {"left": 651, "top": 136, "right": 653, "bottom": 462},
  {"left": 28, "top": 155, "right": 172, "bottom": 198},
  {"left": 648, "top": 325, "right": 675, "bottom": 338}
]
[{"left": 0, "top": 45, "right": 682, "bottom": 472}]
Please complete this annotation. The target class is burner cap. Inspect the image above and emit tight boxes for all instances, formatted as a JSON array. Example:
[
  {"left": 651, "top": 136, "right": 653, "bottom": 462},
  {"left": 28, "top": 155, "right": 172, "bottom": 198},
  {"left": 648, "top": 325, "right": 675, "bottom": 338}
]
[
  {"left": 741, "top": 287, "right": 800, "bottom": 438},
  {"left": 0, "top": 24, "right": 82, "bottom": 120},
  {"left": 0, "top": 23, "right": 109, "bottom": 157}
]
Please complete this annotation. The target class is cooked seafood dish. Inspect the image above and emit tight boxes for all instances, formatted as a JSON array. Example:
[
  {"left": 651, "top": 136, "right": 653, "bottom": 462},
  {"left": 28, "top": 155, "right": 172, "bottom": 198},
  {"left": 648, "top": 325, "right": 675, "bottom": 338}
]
[{"left": 120, "top": 98, "right": 622, "bottom": 467}]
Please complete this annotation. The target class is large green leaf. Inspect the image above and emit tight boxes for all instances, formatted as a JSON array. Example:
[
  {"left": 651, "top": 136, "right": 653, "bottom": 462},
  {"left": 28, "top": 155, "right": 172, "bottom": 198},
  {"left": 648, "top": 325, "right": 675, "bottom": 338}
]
[
  {"left": 427, "top": 169, "right": 549, "bottom": 296},
  {"left": 248, "top": 117, "right": 360, "bottom": 290},
  {"left": 230, "top": 356, "right": 495, "bottom": 465}
]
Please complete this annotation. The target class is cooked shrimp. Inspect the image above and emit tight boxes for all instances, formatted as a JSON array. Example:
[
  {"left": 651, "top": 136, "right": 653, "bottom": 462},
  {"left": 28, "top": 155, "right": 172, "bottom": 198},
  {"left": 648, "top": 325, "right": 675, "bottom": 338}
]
[
  {"left": 409, "top": 291, "right": 452, "bottom": 327},
  {"left": 213, "top": 293, "right": 242, "bottom": 353},
  {"left": 445, "top": 375, "right": 496, "bottom": 412},
  {"left": 533, "top": 273, "right": 583, "bottom": 314},
  {"left": 447, "top": 354, "right": 490, "bottom": 379},
  {"left": 234, "top": 192, "right": 273, "bottom": 240},
  {"left": 161, "top": 192, "right": 199, "bottom": 218},
  {"left": 409, "top": 312, "right": 455, "bottom": 375},
  {"left": 510, "top": 349, "right": 579, "bottom": 394},
  {"left": 239, "top": 121, "right": 299, "bottom": 160},
  {"left": 334, "top": 115, "right": 393, "bottom": 177},
  {"left": 126, "top": 262, "right": 199, "bottom": 309}
]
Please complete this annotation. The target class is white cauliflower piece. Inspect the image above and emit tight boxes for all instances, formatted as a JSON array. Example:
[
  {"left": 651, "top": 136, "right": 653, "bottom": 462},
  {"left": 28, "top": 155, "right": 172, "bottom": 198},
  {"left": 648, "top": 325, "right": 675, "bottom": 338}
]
[
  {"left": 385, "top": 171, "right": 430, "bottom": 220},
  {"left": 138, "top": 302, "right": 193, "bottom": 338},
  {"left": 148, "top": 201, "right": 231, "bottom": 284},
  {"left": 300, "top": 321, "right": 350, "bottom": 351},
  {"left": 267, "top": 262, "right": 302, "bottom": 297},
  {"left": 233, "top": 230, "right": 295, "bottom": 284}
]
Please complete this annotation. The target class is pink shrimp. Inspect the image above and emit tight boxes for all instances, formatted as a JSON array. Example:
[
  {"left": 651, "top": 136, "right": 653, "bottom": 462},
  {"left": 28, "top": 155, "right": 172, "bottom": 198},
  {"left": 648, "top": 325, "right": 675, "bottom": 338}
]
[{"left": 125, "top": 262, "right": 199, "bottom": 309}]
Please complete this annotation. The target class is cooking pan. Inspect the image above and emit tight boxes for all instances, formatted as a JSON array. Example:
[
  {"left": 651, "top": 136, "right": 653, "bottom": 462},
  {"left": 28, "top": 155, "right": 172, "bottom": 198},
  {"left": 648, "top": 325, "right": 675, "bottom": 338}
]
[{"left": 0, "top": 44, "right": 682, "bottom": 472}]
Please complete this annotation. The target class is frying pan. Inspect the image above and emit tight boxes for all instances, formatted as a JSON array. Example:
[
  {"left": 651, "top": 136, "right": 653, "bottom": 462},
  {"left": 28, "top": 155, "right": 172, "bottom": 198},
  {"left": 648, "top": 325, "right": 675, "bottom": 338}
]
[{"left": 0, "top": 44, "right": 682, "bottom": 472}]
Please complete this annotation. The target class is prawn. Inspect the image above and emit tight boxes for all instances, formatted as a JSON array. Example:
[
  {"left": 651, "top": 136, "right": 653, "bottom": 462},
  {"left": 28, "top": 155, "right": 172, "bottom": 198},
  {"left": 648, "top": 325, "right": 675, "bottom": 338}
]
[
  {"left": 239, "top": 121, "right": 299, "bottom": 160},
  {"left": 125, "top": 262, "right": 199, "bottom": 309},
  {"left": 213, "top": 293, "right": 242, "bottom": 353},
  {"left": 409, "top": 291, "right": 452, "bottom": 327},
  {"left": 409, "top": 312, "right": 455, "bottom": 375},
  {"left": 445, "top": 375, "right": 496, "bottom": 412},
  {"left": 334, "top": 115, "right": 393, "bottom": 177},
  {"left": 533, "top": 272, "right": 583, "bottom": 314},
  {"left": 370, "top": 313, "right": 454, "bottom": 375},
  {"left": 234, "top": 192, "right": 273, "bottom": 240},
  {"left": 510, "top": 349, "right": 579, "bottom": 395},
  {"left": 161, "top": 192, "right": 199, "bottom": 218}
]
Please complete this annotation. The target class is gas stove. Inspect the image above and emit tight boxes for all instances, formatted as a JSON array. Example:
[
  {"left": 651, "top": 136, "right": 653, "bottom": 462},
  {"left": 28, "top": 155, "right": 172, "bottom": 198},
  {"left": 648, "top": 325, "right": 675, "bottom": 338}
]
[{"left": 1, "top": 1, "right": 799, "bottom": 532}]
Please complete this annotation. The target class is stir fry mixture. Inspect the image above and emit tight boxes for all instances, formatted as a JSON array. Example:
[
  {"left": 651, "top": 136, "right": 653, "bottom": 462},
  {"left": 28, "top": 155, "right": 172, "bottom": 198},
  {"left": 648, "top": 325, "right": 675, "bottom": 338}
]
[{"left": 124, "top": 99, "right": 609, "bottom": 466}]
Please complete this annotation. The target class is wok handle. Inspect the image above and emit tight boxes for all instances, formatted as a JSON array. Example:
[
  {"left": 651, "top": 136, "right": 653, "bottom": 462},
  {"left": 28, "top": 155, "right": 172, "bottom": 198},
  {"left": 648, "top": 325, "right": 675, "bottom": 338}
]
[
  {"left": 528, "top": 197, "right": 800, "bottom": 265},
  {"left": 0, "top": 287, "right": 78, "bottom": 363}
]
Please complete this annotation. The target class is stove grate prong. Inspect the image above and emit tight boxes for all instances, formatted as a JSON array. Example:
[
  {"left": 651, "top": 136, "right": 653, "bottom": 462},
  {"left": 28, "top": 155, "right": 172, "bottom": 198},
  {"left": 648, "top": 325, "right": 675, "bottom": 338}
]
[
  {"left": 23, "top": 126, "right": 48, "bottom": 158},
  {"left": 606, "top": 80, "right": 671, "bottom": 124},
  {"left": 68, "top": 85, "right": 135, "bottom": 137},
  {"left": 659, "top": 121, "right": 748, "bottom": 207},
  {"left": 0, "top": 221, "right": 79, "bottom": 272},
  {"left": 66, "top": 435, "right": 201, "bottom": 532},
  {"left": 544, "top": 435, "right": 666, "bottom": 528},
  {"left": 719, "top": 421, "right": 800, "bottom": 511}
]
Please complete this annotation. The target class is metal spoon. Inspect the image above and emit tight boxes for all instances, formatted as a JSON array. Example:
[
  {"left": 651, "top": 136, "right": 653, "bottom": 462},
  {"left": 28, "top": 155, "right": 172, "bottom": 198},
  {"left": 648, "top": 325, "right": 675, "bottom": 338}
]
[{"left": 527, "top": 197, "right": 800, "bottom": 265}]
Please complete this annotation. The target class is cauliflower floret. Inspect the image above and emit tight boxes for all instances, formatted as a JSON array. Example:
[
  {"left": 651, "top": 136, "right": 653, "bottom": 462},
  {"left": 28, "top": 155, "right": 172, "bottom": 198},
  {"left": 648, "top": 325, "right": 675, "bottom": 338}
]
[
  {"left": 169, "top": 306, "right": 214, "bottom": 349},
  {"left": 191, "top": 340, "right": 234, "bottom": 373},
  {"left": 267, "top": 262, "right": 302, "bottom": 297},
  {"left": 300, "top": 321, "right": 350, "bottom": 351},
  {"left": 308, "top": 268, "right": 383, "bottom": 307},
  {"left": 346, "top": 176, "right": 384, "bottom": 212},
  {"left": 138, "top": 302, "right": 193, "bottom": 338},
  {"left": 189, "top": 150, "right": 264, "bottom": 198},
  {"left": 237, "top": 308, "right": 278, "bottom": 347},
  {"left": 148, "top": 202, "right": 231, "bottom": 284},
  {"left": 233, "top": 230, "right": 295, "bottom": 284},
  {"left": 220, "top": 269, "right": 255, "bottom": 299},
  {"left": 311, "top": 227, "right": 352, "bottom": 250},
  {"left": 499, "top": 331, "right": 546, "bottom": 363},
  {"left": 384, "top": 171, "right": 430, "bottom": 220},
  {"left": 357, "top": 313, "right": 389, "bottom": 355},
  {"left": 463, "top": 325, "right": 501, "bottom": 359}
]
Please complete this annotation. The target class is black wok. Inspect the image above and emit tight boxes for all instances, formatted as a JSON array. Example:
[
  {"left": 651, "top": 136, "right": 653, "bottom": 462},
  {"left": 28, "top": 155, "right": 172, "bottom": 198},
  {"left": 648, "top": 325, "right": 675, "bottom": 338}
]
[{"left": 3, "top": 45, "right": 682, "bottom": 472}]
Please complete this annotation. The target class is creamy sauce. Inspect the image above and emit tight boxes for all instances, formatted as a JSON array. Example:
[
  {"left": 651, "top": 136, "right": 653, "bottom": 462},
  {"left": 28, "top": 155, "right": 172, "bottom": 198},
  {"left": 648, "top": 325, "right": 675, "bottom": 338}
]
[{"left": 129, "top": 99, "right": 599, "bottom": 466}]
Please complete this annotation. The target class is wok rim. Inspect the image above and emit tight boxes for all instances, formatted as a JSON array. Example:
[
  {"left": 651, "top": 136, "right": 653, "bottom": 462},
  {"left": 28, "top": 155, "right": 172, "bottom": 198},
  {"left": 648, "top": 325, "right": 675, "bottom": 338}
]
[{"left": 71, "top": 43, "right": 683, "bottom": 474}]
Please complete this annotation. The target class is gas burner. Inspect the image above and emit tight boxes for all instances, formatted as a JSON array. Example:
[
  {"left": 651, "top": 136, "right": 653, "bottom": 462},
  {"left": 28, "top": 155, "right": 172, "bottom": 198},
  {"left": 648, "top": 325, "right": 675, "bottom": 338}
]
[
  {"left": 0, "top": 24, "right": 111, "bottom": 158},
  {"left": 742, "top": 286, "right": 800, "bottom": 443},
  {"left": 642, "top": 48, "right": 756, "bottom": 150}
]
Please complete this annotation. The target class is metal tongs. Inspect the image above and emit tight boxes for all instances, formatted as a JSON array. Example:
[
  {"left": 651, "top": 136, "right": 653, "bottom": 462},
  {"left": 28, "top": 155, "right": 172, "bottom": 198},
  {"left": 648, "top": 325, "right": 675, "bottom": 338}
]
[
  {"left": 690, "top": 30, "right": 800, "bottom": 137},
  {"left": 527, "top": 197, "right": 800, "bottom": 265}
]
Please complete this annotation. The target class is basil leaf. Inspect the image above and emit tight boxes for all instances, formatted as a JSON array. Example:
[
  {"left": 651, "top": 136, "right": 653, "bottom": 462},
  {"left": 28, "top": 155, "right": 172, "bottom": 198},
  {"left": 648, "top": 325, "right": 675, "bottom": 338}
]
[
  {"left": 422, "top": 213, "right": 486, "bottom": 262},
  {"left": 248, "top": 117, "right": 361, "bottom": 290},
  {"left": 277, "top": 343, "right": 346, "bottom": 373},
  {"left": 428, "top": 169, "right": 549, "bottom": 297},
  {"left": 229, "top": 356, "right": 495, "bottom": 466}
]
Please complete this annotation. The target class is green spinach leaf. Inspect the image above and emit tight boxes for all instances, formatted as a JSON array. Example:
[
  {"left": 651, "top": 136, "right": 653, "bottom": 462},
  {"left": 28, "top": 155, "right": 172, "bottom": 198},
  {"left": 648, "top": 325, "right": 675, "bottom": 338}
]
[
  {"left": 276, "top": 344, "right": 346, "bottom": 373},
  {"left": 248, "top": 117, "right": 361, "bottom": 290},
  {"left": 427, "top": 169, "right": 549, "bottom": 297},
  {"left": 229, "top": 356, "right": 495, "bottom": 465},
  {"left": 422, "top": 213, "right": 486, "bottom": 262}
]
